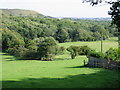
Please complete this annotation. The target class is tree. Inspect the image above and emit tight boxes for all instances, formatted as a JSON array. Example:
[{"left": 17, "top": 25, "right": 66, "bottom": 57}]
[
  {"left": 70, "top": 29, "right": 80, "bottom": 41},
  {"left": 78, "top": 46, "right": 92, "bottom": 56},
  {"left": 67, "top": 46, "right": 80, "bottom": 59},
  {"left": 83, "top": 0, "right": 120, "bottom": 58},
  {"left": 91, "top": 25, "right": 109, "bottom": 40},
  {"left": 108, "top": 1, "right": 120, "bottom": 57},
  {"left": 55, "top": 28, "right": 69, "bottom": 43},
  {"left": 1, "top": 28, "right": 25, "bottom": 51},
  {"left": 37, "top": 37, "right": 58, "bottom": 61}
]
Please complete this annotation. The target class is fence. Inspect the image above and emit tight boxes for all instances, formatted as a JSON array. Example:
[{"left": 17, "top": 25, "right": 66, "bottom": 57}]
[{"left": 84, "top": 56, "right": 120, "bottom": 71}]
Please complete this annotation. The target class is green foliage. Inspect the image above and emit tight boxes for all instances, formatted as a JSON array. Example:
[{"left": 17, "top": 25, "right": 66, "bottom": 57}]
[
  {"left": 37, "top": 37, "right": 58, "bottom": 61},
  {"left": 7, "top": 47, "right": 28, "bottom": 57},
  {"left": 1, "top": 28, "right": 25, "bottom": 51},
  {"left": 105, "top": 48, "right": 119, "bottom": 61},
  {"left": 1, "top": 9, "right": 118, "bottom": 60},
  {"left": 109, "top": 1, "right": 120, "bottom": 57},
  {"left": 25, "top": 39, "right": 38, "bottom": 51},
  {"left": 91, "top": 25, "right": 110, "bottom": 40},
  {"left": 89, "top": 50, "right": 105, "bottom": 59},
  {"left": 88, "top": 48, "right": 119, "bottom": 60},
  {"left": 1, "top": 11, "right": 116, "bottom": 43},
  {"left": 78, "top": 46, "right": 92, "bottom": 56},
  {"left": 56, "top": 46, "right": 66, "bottom": 55},
  {"left": 67, "top": 45, "right": 93, "bottom": 59},
  {"left": 109, "top": 1, "right": 120, "bottom": 28},
  {"left": 67, "top": 46, "right": 80, "bottom": 59},
  {"left": 24, "top": 50, "right": 38, "bottom": 59},
  {"left": 55, "top": 28, "right": 69, "bottom": 43}
]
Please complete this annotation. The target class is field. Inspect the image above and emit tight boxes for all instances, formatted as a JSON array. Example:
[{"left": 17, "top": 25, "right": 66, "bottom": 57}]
[
  {"left": 59, "top": 37, "right": 118, "bottom": 53},
  {"left": 1, "top": 37, "right": 120, "bottom": 88}
]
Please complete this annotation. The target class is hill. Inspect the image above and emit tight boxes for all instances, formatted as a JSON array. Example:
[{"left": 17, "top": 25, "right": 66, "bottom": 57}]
[
  {"left": 0, "top": 9, "right": 46, "bottom": 18},
  {"left": 1, "top": 8, "right": 118, "bottom": 59}
]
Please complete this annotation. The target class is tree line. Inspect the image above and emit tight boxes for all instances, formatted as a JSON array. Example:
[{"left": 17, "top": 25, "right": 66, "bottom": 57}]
[{"left": 1, "top": 13, "right": 118, "bottom": 60}]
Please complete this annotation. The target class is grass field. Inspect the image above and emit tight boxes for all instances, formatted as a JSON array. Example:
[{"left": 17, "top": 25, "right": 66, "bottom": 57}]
[
  {"left": 1, "top": 37, "right": 120, "bottom": 88},
  {"left": 59, "top": 37, "right": 118, "bottom": 53}
]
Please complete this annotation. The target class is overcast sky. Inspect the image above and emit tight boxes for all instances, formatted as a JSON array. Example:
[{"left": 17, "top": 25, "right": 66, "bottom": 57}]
[{"left": 0, "top": 0, "right": 112, "bottom": 18}]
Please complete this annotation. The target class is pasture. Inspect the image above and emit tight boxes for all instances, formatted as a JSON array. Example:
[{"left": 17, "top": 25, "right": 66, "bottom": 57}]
[
  {"left": 1, "top": 37, "right": 120, "bottom": 88},
  {"left": 59, "top": 37, "right": 118, "bottom": 53}
]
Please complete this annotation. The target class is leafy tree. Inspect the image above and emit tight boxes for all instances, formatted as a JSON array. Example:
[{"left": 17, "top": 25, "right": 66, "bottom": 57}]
[
  {"left": 70, "top": 29, "right": 80, "bottom": 41},
  {"left": 105, "top": 48, "right": 119, "bottom": 61},
  {"left": 25, "top": 39, "right": 38, "bottom": 51},
  {"left": 37, "top": 37, "right": 58, "bottom": 61},
  {"left": 1, "top": 8, "right": 118, "bottom": 60},
  {"left": 7, "top": 46, "right": 28, "bottom": 57},
  {"left": 108, "top": 1, "right": 120, "bottom": 57},
  {"left": 91, "top": 25, "right": 109, "bottom": 40},
  {"left": 55, "top": 28, "right": 69, "bottom": 43},
  {"left": 2, "top": 13, "right": 116, "bottom": 43},
  {"left": 78, "top": 46, "right": 92, "bottom": 56},
  {"left": 83, "top": 0, "right": 120, "bottom": 58},
  {"left": 1, "top": 28, "right": 25, "bottom": 51},
  {"left": 67, "top": 46, "right": 80, "bottom": 59}
]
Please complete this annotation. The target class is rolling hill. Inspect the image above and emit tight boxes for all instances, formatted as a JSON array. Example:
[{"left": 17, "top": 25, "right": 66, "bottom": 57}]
[{"left": 0, "top": 9, "right": 46, "bottom": 18}]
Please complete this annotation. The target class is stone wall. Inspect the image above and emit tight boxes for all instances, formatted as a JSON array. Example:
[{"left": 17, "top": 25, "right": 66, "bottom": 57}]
[{"left": 87, "top": 56, "right": 120, "bottom": 70}]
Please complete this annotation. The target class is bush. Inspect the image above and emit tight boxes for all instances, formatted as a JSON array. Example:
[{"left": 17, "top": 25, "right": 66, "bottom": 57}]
[
  {"left": 7, "top": 47, "right": 28, "bottom": 57},
  {"left": 78, "top": 46, "right": 92, "bottom": 56},
  {"left": 105, "top": 48, "right": 119, "bottom": 61},
  {"left": 67, "top": 46, "right": 80, "bottom": 59},
  {"left": 56, "top": 46, "right": 66, "bottom": 55},
  {"left": 37, "top": 37, "right": 58, "bottom": 61},
  {"left": 89, "top": 50, "right": 105, "bottom": 59},
  {"left": 88, "top": 48, "right": 119, "bottom": 61},
  {"left": 24, "top": 50, "right": 38, "bottom": 59}
]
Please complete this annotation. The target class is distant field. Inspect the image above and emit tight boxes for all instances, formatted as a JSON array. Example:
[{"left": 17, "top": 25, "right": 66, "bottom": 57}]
[
  {"left": 59, "top": 37, "right": 118, "bottom": 53},
  {"left": 1, "top": 37, "right": 120, "bottom": 88}
]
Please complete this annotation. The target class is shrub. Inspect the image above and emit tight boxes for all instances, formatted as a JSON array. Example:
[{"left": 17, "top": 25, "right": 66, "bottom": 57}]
[
  {"left": 89, "top": 50, "right": 105, "bottom": 59},
  {"left": 24, "top": 50, "right": 38, "bottom": 59},
  {"left": 105, "top": 48, "right": 119, "bottom": 61},
  {"left": 37, "top": 37, "right": 58, "bottom": 61},
  {"left": 56, "top": 46, "right": 66, "bottom": 55},
  {"left": 7, "top": 47, "right": 28, "bottom": 57},
  {"left": 78, "top": 46, "right": 92, "bottom": 56},
  {"left": 67, "top": 46, "right": 80, "bottom": 59}
]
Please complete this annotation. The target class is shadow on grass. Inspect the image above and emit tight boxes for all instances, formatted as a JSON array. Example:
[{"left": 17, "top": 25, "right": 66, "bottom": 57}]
[
  {"left": 54, "top": 58, "right": 71, "bottom": 61},
  {"left": 1, "top": 53, "right": 40, "bottom": 61},
  {"left": 2, "top": 53, "right": 71, "bottom": 61},
  {"left": 65, "top": 65, "right": 87, "bottom": 68},
  {"left": 6, "top": 58, "right": 40, "bottom": 61},
  {"left": 2, "top": 70, "right": 120, "bottom": 88},
  {"left": 65, "top": 65, "right": 102, "bottom": 69},
  {"left": 4, "top": 57, "right": 71, "bottom": 61}
]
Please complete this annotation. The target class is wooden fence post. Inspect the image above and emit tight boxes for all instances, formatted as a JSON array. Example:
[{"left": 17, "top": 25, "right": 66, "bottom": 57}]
[{"left": 107, "top": 57, "right": 110, "bottom": 69}]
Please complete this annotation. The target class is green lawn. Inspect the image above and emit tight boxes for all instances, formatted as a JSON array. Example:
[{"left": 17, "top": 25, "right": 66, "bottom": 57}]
[{"left": 1, "top": 37, "right": 120, "bottom": 88}]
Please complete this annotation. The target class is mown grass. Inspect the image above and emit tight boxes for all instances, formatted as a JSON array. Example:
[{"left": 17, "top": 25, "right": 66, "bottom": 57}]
[{"left": 1, "top": 37, "right": 120, "bottom": 88}]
